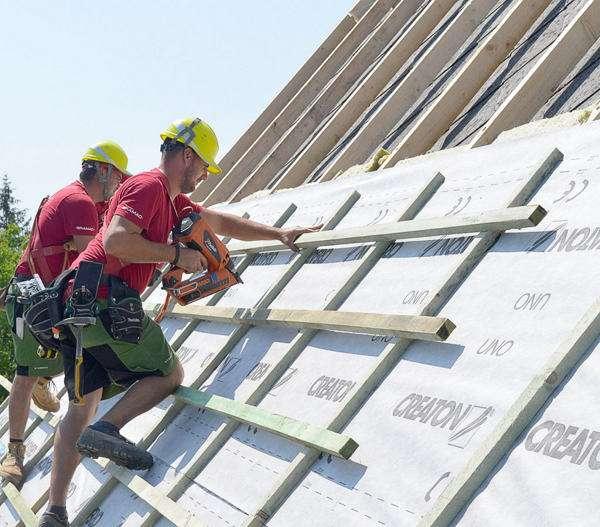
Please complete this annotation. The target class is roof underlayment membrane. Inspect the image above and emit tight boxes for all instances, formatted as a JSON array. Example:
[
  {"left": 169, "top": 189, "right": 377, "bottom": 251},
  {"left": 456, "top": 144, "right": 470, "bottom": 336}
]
[{"left": 2, "top": 0, "right": 600, "bottom": 525}]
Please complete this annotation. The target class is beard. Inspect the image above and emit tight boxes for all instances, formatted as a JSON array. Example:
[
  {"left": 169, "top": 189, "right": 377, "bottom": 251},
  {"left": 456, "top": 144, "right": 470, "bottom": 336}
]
[
  {"left": 102, "top": 181, "right": 117, "bottom": 201},
  {"left": 181, "top": 167, "right": 199, "bottom": 194}
]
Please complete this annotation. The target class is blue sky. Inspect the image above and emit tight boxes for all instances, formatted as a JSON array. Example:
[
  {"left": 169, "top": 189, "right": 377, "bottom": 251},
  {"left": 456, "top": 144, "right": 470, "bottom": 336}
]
[{"left": 0, "top": 1, "right": 353, "bottom": 216}]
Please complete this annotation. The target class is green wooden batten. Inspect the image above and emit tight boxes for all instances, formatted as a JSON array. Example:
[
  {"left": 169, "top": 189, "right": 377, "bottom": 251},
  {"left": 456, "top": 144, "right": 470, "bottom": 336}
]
[
  {"left": 2, "top": 483, "right": 38, "bottom": 527},
  {"left": 174, "top": 386, "right": 359, "bottom": 459}
]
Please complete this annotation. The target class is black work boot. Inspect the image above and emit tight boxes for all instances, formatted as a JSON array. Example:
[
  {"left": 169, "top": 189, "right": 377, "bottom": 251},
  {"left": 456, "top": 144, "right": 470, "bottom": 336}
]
[
  {"left": 38, "top": 511, "right": 69, "bottom": 526},
  {"left": 76, "top": 420, "right": 153, "bottom": 470}
]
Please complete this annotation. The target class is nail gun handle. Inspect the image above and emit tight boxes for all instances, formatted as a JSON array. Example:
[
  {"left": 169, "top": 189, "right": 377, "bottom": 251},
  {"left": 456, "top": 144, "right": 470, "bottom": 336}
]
[
  {"left": 162, "top": 266, "right": 185, "bottom": 290},
  {"left": 69, "top": 323, "right": 90, "bottom": 406},
  {"left": 74, "top": 354, "right": 84, "bottom": 406}
]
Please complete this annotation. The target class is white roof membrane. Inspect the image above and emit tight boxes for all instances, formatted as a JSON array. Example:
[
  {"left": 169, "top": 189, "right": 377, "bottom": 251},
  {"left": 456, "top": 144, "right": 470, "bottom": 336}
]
[
  {"left": 5, "top": 122, "right": 600, "bottom": 526},
  {"left": 269, "top": 123, "right": 600, "bottom": 526}
]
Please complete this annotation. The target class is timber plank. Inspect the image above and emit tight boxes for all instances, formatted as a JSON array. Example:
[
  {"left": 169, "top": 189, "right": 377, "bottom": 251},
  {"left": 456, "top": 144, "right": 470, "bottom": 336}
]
[
  {"left": 175, "top": 387, "right": 358, "bottom": 459},
  {"left": 227, "top": 205, "right": 547, "bottom": 254}
]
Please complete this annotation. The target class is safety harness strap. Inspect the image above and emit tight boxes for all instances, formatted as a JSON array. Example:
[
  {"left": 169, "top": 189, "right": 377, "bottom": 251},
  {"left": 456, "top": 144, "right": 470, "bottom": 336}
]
[{"left": 23, "top": 196, "right": 74, "bottom": 285}]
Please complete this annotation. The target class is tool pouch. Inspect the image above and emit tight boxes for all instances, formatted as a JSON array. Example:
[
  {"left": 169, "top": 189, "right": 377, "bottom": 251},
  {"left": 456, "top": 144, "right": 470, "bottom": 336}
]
[
  {"left": 65, "top": 261, "right": 103, "bottom": 319},
  {"left": 5, "top": 279, "right": 24, "bottom": 335},
  {"left": 99, "top": 275, "right": 144, "bottom": 344},
  {"left": 5, "top": 275, "right": 45, "bottom": 338},
  {"left": 24, "top": 269, "right": 76, "bottom": 352}
]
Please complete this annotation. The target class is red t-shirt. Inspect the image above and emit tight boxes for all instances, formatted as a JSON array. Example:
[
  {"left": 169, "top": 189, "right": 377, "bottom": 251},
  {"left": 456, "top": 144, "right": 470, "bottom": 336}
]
[
  {"left": 72, "top": 169, "right": 203, "bottom": 294},
  {"left": 16, "top": 181, "right": 98, "bottom": 279},
  {"left": 95, "top": 201, "right": 110, "bottom": 226}
]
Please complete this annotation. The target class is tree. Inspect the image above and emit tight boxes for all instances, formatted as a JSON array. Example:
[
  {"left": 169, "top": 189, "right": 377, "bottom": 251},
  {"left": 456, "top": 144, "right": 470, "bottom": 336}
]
[
  {"left": 0, "top": 175, "right": 29, "bottom": 232},
  {"left": 0, "top": 178, "right": 30, "bottom": 390}
]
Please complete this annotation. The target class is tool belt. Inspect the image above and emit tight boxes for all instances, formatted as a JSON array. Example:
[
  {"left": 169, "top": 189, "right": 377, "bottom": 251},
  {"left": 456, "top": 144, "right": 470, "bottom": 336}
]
[
  {"left": 25, "top": 270, "right": 145, "bottom": 348},
  {"left": 99, "top": 275, "right": 144, "bottom": 344},
  {"left": 63, "top": 263, "right": 144, "bottom": 345},
  {"left": 24, "top": 269, "right": 76, "bottom": 353}
]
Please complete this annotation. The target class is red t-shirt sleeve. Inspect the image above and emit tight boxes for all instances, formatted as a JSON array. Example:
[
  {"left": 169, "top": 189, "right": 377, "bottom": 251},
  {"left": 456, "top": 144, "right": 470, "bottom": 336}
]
[
  {"left": 61, "top": 194, "right": 99, "bottom": 237},
  {"left": 174, "top": 194, "right": 204, "bottom": 220},
  {"left": 113, "top": 178, "right": 163, "bottom": 231}
]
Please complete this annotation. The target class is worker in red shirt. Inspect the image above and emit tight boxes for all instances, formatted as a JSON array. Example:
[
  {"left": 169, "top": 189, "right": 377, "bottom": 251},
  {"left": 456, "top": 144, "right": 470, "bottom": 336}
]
[
  {"left": 0, "top": 141, "right": 129, "bottom": 489},
  {"left": 39, "top": 118, "right": 319, "bottom": 527}
]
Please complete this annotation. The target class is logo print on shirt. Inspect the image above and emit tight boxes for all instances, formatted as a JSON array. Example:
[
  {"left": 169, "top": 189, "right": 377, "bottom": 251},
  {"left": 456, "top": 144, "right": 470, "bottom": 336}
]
[{"left": 122, "top": 204, "right": 143, "bottom": 220}]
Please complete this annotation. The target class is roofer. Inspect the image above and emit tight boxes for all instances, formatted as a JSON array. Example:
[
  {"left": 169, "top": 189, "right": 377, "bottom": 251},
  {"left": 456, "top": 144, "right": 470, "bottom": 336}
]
[
  {"left": 0, "top": 141, "right": 129, "bottom": 489},
  {"left": 38, "top": 117, "right": 319, "bottom": 527}
]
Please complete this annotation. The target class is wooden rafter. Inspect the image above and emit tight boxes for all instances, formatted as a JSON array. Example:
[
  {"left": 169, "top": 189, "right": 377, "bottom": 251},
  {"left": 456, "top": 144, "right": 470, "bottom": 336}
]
[{"left": 380, "top": 0, "right": 553, "bottom": 167}]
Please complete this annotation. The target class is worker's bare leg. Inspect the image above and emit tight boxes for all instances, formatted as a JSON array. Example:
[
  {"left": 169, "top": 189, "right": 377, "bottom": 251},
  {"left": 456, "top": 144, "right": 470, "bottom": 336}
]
[
  {"left": 8, "top": 375, "right": 37, "bottom": 440},
  {"left": 48, "top": 388, "right": 102, "bottom": 507},
  {"left": 101, "top": 359, "right": 183, "bottom": 428}
]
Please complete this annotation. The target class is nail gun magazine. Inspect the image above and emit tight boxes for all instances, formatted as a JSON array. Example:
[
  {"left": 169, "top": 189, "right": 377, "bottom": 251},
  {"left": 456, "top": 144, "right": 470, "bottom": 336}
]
[{"left": 161, "top": 211, "right": 242, "bottom": 305}]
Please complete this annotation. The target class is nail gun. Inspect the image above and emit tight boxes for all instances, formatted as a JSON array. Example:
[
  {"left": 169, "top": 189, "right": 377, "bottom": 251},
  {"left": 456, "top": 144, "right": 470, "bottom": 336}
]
[{"left": 161, "top": 211, "right": 242, "bottom": 307}]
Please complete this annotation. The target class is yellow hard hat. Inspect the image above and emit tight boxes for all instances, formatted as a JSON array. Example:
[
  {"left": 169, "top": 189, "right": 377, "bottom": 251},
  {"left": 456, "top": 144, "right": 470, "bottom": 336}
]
[
  {"left": 160, "top": 117, "right": 221, "bottom": 175},
  {"left": 82, "top": 140, "right": 131, "bottom": 176}
]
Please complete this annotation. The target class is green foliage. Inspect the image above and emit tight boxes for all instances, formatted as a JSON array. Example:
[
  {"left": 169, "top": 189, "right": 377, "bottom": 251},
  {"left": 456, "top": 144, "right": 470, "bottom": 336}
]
[
  {"left": 0, "top": 177, "right": 30, "bottom": 390},
  {"left": 0, "top": 175, "right": 29, "bottom": 231}
]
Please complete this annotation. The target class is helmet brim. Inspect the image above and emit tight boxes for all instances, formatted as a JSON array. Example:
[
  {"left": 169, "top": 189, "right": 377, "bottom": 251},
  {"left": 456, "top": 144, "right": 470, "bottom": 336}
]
[
  {"left": 191, "top": 148, "right": 221, "bottom": 176},
  {"left": 208, "top": 163, "right": 221, "bottom": 175}
]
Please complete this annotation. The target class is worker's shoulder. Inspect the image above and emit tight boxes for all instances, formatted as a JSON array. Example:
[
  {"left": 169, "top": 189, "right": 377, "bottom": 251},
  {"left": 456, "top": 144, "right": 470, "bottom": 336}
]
[
  {"left": 49, "top": 181, "right": 94, "bottom": 208},
  {"left": 120, "top": 169, "right": 167, "bottom": 193},
  {"left": 173, "top": 192, "right": 194, "bottom": 207}
]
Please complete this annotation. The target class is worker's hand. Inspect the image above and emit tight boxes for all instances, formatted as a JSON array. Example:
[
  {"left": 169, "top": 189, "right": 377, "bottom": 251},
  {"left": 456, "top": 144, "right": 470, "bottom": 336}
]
[
  {"left": 178, "top": 247, "right": 208, "bottom": 273},
  {"left": 63, "top": 239, "right": 77, "bottom": 252},
  {"left": 279, "top": 224, "right": 323, "bottom": 252}
]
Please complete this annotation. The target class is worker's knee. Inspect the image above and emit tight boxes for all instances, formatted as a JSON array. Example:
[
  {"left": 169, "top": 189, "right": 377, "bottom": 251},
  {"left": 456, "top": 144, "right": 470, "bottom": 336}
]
[
  {"left": 57, "top": 412, "right": 90, "bottom": 446},
  {"left": 13, "top": 374, "right": 38, "bottom": 390},
  {"left": 65, "top": 389, "right": 102, "bottom": 424},
  {"left": 9, "top": 375, "right": 38, "bottom": 403},
  {"left": 167, "top": 360, "right": 184, "bottom": 388}
]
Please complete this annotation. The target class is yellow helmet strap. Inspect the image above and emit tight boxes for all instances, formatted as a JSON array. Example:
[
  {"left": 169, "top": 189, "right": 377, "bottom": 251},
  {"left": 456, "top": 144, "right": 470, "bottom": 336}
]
[{"left": 173, "top": 118, "right": 202, "bottom": 146}]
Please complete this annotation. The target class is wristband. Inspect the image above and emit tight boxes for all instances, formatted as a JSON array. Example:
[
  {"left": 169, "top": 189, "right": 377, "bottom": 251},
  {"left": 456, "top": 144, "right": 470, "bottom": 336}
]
[{"left": 171, "top": 244, "right": 181, "bottom": 266}]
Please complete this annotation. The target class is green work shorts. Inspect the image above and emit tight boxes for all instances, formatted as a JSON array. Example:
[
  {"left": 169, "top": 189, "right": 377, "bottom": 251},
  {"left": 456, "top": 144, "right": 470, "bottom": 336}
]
[
  {"left": 5, "top": 295, "right": 63, "bottom": 378},
  {"left": 61, "top": 302, "right": 176, "bottom": 401}
]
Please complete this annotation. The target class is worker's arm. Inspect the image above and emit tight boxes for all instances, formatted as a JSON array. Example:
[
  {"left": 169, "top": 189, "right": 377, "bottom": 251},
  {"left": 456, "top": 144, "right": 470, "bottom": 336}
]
[
  {"left": 104, "top": 215, "right": 206, "bottom": 272},
  {"left": 200, "top": 207, "right": 321, "bottom": 251}
]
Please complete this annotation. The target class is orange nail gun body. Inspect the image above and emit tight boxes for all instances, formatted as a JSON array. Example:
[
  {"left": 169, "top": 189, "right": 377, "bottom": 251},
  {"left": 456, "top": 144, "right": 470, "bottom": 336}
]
[{"left": 162, "top": 212, "right": 242, "bottom": 305}]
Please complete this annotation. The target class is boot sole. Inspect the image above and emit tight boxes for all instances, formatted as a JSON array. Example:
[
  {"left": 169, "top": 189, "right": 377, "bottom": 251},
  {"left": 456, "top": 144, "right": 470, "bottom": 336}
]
[
  {"left": 76, "top": 428, "right": 153, "bottom": 470},
  {"left": 0, "top": 472, "right": 23, "bottom": 489}
]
